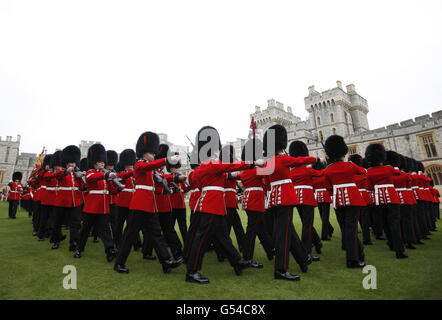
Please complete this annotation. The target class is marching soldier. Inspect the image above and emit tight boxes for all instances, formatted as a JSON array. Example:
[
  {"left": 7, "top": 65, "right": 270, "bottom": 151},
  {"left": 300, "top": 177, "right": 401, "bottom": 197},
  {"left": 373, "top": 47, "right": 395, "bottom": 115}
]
[
  {"left": 8, "top": 172, "right": 23, "bottom": 219},
  {"left": 114, "top": 132, "right": 182, "bottom": 274},
  {"left": 105, "top": 150, "right": 120, "bottom": 243}
]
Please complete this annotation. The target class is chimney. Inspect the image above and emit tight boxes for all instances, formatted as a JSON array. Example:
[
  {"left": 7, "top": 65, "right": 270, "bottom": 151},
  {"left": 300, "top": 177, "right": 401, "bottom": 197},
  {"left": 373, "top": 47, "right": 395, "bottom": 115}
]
[
  {"left": 308, "top": 85, "right": 316, "bottom": 95},
  {"left": 336, "top": 80, "right": 342, "bottom": 89},
  {"left": 255, "top": 106, "right": 261, "bottom": 113},
  {"left": 346, "top": 84, "right": 356, "bottom": 93}
]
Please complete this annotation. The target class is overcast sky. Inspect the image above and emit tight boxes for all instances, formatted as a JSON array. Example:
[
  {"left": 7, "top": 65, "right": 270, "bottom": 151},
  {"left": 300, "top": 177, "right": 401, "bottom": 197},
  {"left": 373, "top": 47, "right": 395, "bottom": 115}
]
[{"left": 1, "top": 0, "right": 441, "bottom": 155}]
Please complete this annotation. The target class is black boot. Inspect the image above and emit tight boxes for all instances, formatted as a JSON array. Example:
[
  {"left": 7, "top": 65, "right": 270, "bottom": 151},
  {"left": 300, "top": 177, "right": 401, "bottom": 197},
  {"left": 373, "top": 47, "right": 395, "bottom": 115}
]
[
  {"left": 266, "top": 248, "right": 276, "bottom": 261},
  {"left": 106, "top": 248, "right": 116, "bottom": 262},
  {"left": 114, "top": 264, "right": 129, "bottom": 273},
  {"left": 233, "top": 260, "right": 249, "bottom": 276},
  {"left": 186, "top": 272, "right": 209, "bottom": 284},
  {"left": 162, "top": 259, "right": 182, "bottom": 274},
  {"left": 315, "top": 242, "right": 323, "bottom": 254},
  {"left": 308, "top": 254, "right": 320, "bottom": 262},
  {"left": 346, "top": 260, "right": 365, "bottom": 268},
  {"left": 143, "top": 253, "right": 157, "bottom": 260},
  {"left": 248, "top": 260, "right": 263, "bottom": 269},
  {"left": 51, "top": 242, "right": 60, "bottom": 250},
  {"left": 396, "top": 252, "right": 408, "bottom": 259},
  {"left": 93, "top": 236, "right": 99, "bottom": 243},
  {"left": 69, "top": 242, "right": 77, "bottom": 251},
  {"left": 406, "top": 244, "right": 416, "bottom": 250},
  {"left": 274, "top": 271, "right": 300, "bottom": 281},
  {"left": 73, "top": 250, "right": 82, "bottom": 259},
  {"left": 60, "top": 234, "right": 67, "bottom": 241}
]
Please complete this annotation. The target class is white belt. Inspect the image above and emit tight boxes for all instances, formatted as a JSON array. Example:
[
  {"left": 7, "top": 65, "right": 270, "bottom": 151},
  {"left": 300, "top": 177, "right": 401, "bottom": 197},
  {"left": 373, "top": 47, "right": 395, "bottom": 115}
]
[
  {"left": 40, "top": 186, "right": 47, "bottom": 189},
  {"left": 411, "top": 186, "right": 419, "bottom": 189},
  {"left": 294, "top": 185, "right": 313, "bottom": 190},
  {"left": 224, "top": 188, "right": 236, "bottom": 193},
  {"left": 190, "top": 188, "right": 200, "bottom": 193},
  {"left": 315, "top": 188, "right": 327, "bottom": 192},
  {"left": 10, "top": 191, "right": 20, "bottom": 193},
  {"left": 121, "top": 188, "right": 135, "bottom": 193},
  {"left": 46, "top": 187, "right": 57, "bottom": 191},
  {"left": 89, "top": 190, "right": 109, "bottom": 195},
  {"left": 332, "top": 183, "right": 357, "bottom": 208},
  {"left": 374, "top": 184, "right": 394, "bottom": 205},
  {"left": 135, "top": 185, "right": 155, "bottom": 191},
  {"left": 270, "top": 179, "right": 292, "bottom": 188},
  {"left": 396, "top": 188, "right": 407, "bottom": 192},
  {"left": 359, "top": 188, "right": 367, "bottom": 192},
  {"left": 244, "top": 187, "right": 264, "bottom": 192},
  {"left": 58, "top": 187, "right": 79, "bottom": 191},
  {"left": 201, "top": 186, "right": 225, "bottom": 192}
]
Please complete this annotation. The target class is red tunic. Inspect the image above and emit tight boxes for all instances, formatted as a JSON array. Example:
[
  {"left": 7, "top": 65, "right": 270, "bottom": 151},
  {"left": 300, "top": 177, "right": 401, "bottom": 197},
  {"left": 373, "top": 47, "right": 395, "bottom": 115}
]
[
  {"left": 154, "top": 170, "right": 173, "bottom": 213},
  {"left": 7, "top": 182, "right": 23, "bottom": 200},
  {"left": 188, "top": 169, "right": 202, "bottom": 212},
  {"left": 54, "top": 170, "right": 83, "bottom": 207},
  {"left": 40, "top": 171, "right": 58, "bottom": 206},
  {"left": 83, "top": 170, "right": 117, "bottom": 214},
  {"left": 324, "top": 161, "right": 366, "bottom": 208},
  {"left": 260, "top": 155, "right": 317, "bottom": 208},
  {"left": 195, "top": 159, "right": 252, "bottom": 215},
  {"left": 238, "top": 168, "right": 265, "bottom": 212},
  {"left": 410, "top": 173, "right": 426, "bottom": 201},
  {"left": 129, "top": 158, "right": 167, "bottom": 213},
  {"left": 366, "top": 166, "right": 401, "bottom": 205},
  {"left": 312, "top": 171, "right": 332, "bottom": 204},
  {"left": 116, "top": 170, "right": 135, "bottom": 208},
  {"left": 392, "top": 169, "right": 417, "bottom": 205},
  {"left": 290, "top": 166, "right": 322, "bottom": 206},
  {"left": 430, "top": 187, "right": 440, "bottom": 203},
  {"left": 224, "top": 174, "right": 238, "bottom": 209}
]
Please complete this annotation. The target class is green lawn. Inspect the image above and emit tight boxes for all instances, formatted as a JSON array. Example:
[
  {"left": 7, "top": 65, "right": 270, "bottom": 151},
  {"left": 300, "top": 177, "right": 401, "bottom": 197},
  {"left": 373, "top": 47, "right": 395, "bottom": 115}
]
[{"left": 0, "top": 201, "right": 441, "bottom": 300}]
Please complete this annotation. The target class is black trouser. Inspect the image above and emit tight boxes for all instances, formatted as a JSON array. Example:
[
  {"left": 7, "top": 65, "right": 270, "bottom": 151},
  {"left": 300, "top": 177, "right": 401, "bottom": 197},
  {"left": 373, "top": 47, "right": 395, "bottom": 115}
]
[
  {"left": 108, "top": 204, "right": 118, "bottom": 242},
  {"left": 400, "top": 205, "right": 415, "bottom": 246},
  {"left": 435, "top": 203, "right": 440, "bottom": 220},
  {"left": 32, "top": 201, "right": 41, "bottom": 232},
  {"left": 335, "top": 206, "right": 364, "bottom": 262},
  {"left": 115, "top": 210, "right": 171, "bottom": 265},
  {"left": 373, "top": 204, "right": 404, "bottom": 254},
  {"left": 76, "top": 213, "right": 114, "bottom": 253},
  {"left": 172, "top": 208, "right": 188, "bottom": 244},
  {"left": 158, "top": 211, "right": 183, "bottom": 259},
  {"left": 296, "top": 205, "right": 321, "bottom": 253},
  {"left": 416, "top": 201, "right": 430, "bottom": 236},
  {"left": 52, "top": 206, "right": 81, "bottom": 245},
  {"left": 242, "top": 211, "right": 274, "bottom": 261},
  {"left": 186, "top": 212, "right": 242, "bottom": 273},
  {"left": 8, "top": 200, "right": 18, "bottom": 218},
  {"left": 225, "top": 208, "right": 245, "bottom": 252},
  {"left": 115, "top": 206, "right": 142, "bottom": 249},
  {"left": 359, "top": 206, "right": 371, "bottom": 243},
  {"left": 318, "top": 202, "right": 333, "bottom": 239},
  {"left": 272, "top": 205, "right": 307, "bottom": 272},
  {"left": 37, "top": 204, "right": 53, "bottom": 238},
  {"left": 372, "top": 205, "right": 384, "bottom": 238},
  {"left": 410, "top": 204, "right": 422, "bottom": 241},
  {"left": 265, "top": 209, "right": 274, "bottom": 241},
  {"left": 184, "top": 212, "right": 201, "bottom": 261},
  {"left": 141, "top": 229, "right": 154, "bottom": 256},
  {"left": 425, "top": 201, "right": 436, "bottom": 231}
]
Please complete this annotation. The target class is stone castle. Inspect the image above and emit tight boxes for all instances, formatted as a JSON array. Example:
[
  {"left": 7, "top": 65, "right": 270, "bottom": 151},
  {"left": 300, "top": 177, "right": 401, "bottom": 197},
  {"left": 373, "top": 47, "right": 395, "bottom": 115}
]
[{"left": 1, "top": 81, "right": 441, "bottom": 191}]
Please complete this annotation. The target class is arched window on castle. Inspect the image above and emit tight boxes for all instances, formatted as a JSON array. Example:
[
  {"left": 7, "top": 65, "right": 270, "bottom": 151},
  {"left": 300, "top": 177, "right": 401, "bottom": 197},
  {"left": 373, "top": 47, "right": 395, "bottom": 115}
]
[
  {"left": 319, "top": 131, "right": 323, "bottom": 143},
  {"left": 330, "top": 113, "right": 334, "bottom": 123},
  {"left": 426, "top": 165, "right": 442, "bottom": 185},
  {"left": 317, "top": 117, "right": 321, "bottom": 125}
]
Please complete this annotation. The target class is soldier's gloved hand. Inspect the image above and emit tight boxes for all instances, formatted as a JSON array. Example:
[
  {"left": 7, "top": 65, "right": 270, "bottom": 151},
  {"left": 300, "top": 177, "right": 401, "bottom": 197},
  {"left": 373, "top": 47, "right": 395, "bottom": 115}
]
[
  {"left": 65, "top": 167, "right": 74, "bottom": 175},
  {"left": 74, "top": 171, "right": 84, "bottom": 179},
  {"left": 167, "top": 155, "right": 181, "bottom": 167}
]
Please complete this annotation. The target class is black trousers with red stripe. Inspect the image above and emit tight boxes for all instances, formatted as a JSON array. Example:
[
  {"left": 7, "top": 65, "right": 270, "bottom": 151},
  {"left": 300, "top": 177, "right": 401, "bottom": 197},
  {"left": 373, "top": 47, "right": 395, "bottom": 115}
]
[
  {"left": 272, "top": 205, "right": 307, "bottom": 272},
  {"left": 225, "top": 208, "right": 246, "bottom": 252},
  {"left": 158, "top": 211, "right": 183, "bottom": 259},
  {"left": 242, "top": 211, "right": 274, "bottom": 261},
  {"left": 183, "top": 212, "right": 201, "bottom": 262},
  {"left": 115, "top": 210, "right": 171, "bottom": 265},
  {"left": 374, "top": 204, "right": 405, "bottom": 254},
  {"left": 296, "top": 205, "right": 321, "bottom": 253},
  {"left": 335, "top": 206, "right": 364, "bottom": 262},
  {"left": 115, "top": 206, "right": 142, "bottom": 249},
  {"left": 172, "top": 208, "right": 188, "bottom": 244},
  {"left": 186, "top": 212, "right": 241, "bottom": 273}
]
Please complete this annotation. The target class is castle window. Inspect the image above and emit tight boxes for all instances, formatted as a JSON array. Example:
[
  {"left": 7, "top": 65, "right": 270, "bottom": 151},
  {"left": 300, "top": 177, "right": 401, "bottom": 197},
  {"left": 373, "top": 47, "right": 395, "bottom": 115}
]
[
  {"left": 332, "top": 128, "right": 336, "bottom": 135},
  {"left": 317, "top": 117, "right": 321, "bottom": 125},
  {"left": 420, "top": 133, "right": 438, "bottom": 158},
  {"left": 319, "top": 131, "right": 323, "bottom": 143},
  {"left": 426, "top": 165, "right": 442, "bottom": 185},
  {"left": 330, "top": 113, "right": 334, "bottom": 123},
  {"left": 5, "top": 147, "right": 10, "bottom": 163},
  {"left": 348, "top": 145, "right": 358, "bottom": 155}
]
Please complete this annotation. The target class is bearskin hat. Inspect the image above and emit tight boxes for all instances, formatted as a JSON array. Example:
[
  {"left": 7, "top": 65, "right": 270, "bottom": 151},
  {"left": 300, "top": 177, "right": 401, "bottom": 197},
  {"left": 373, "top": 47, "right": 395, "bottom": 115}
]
[
  {"left": 361, "top": 157, "right": 370, "bottom": 169},
  {"left": 417, "top": 161, "right": 425, "bottom": 173},
  {"left": 195, "top": 126, "right": 222, "bottom": 162},
  {"left": 324, "top": 135, "right": 348, "bottom": 161},
  {"left": 289, "top": 141, "right": 309, "bottom": 158},
  {"left": 62, "top": 145, "right": 81, "bottom": 166},
  {"left": 50, "top": 151, "right": 64, "bottom": 168},
  {"left": 348, "top": 154, "right": 363, "bottom": 167},
  {"left": 365, "top": 143, "right": 386, "bottom": 166},
  {"left": 397, "top": 154, "right": 405, "bottom": 171},
  {"left": 42, "top": 154, "right": 52, "bottom": 169},
  {"left": 166, "top": 152, "right": 182, "bottom": 171},
  {"left": 119, "top": 149, "right": 136, "bottom": 168},
  {"left": 385, "top": 151, "right": 400, "bottom": 168},
  {"left": 241, "top": 138, "right": 263, "bottom": 162},
  {"left": 79, "top": 158, "right": 89, "bottom": 171},
  {"left": 136, "top": 131, "right": 160, "bottom": 158},
  {"left": 263, "top": 124, "right": 287, "bottom": 157},
  {"left": 220, "top": 145, "right": 235, "bottom": 163},
  {"left": 87, "top": 144, "right": 107, "bottom": 169},
  {"left": 155, "top": 144, "right": 170, "bottom": 160},
  {"left": 12, "top": 172, "right": 23, "bottom": 181},
  {"left": 106, "top": 150, "right": 118, "bottom": 167},
  {"left": 115, "top": 162, "right": 124, "bottom": 173}
]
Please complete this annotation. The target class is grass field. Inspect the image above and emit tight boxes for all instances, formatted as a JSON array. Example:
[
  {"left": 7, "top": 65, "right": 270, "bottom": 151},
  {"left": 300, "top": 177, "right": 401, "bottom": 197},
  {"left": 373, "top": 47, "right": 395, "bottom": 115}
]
[{"left": 0, "top": 201, "right": 441, "bottom": 300}]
